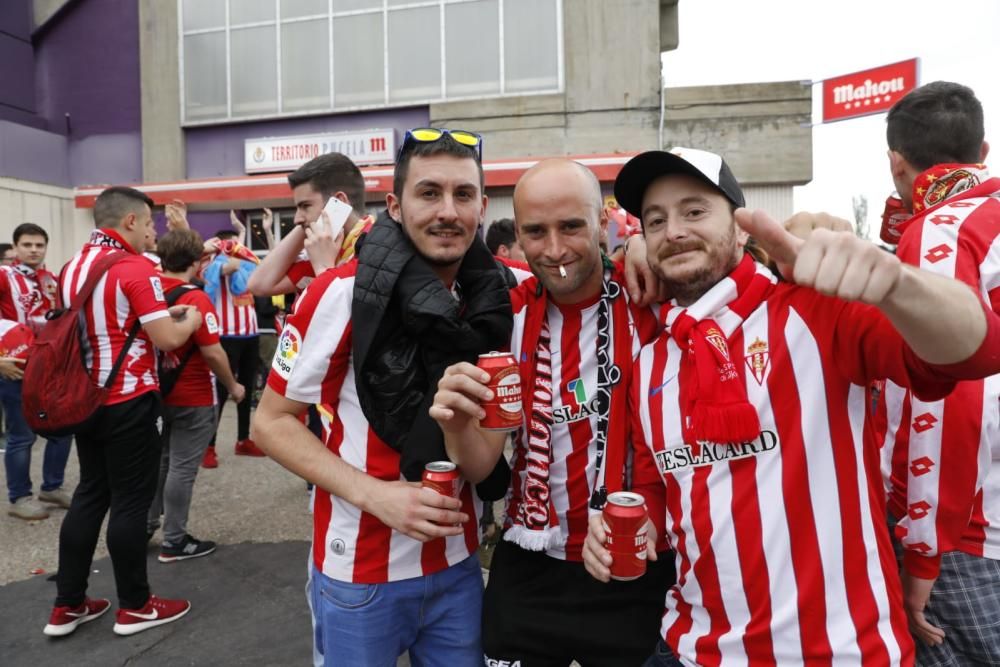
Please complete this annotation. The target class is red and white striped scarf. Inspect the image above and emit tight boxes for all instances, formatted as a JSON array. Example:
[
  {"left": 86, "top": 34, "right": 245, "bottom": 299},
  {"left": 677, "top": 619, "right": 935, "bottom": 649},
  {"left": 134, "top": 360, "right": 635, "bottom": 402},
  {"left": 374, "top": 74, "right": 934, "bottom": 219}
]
[
  {"left": 506, "top": 264, "right": 633, "bottom": 551},
  {"left": 663, "top": 254, "right": 776, "bottom": 448}
]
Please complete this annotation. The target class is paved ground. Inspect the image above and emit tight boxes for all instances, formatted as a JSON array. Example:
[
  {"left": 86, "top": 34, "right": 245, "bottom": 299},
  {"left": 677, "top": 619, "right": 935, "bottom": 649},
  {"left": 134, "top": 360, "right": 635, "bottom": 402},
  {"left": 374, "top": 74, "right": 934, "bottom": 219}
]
[
  {"left": 0, "top": 407, "right": 329, "bottom": 665},
  {"left": 0, "top": 406, "right": 507, "bottom": 665}
]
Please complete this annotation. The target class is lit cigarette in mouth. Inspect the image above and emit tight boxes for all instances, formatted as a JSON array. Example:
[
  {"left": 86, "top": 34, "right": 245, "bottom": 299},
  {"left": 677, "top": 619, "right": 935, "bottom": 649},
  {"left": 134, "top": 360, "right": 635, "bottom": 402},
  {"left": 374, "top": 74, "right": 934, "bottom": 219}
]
[{"left": 558, "top": 264, "right": 567, "bottom": 278}]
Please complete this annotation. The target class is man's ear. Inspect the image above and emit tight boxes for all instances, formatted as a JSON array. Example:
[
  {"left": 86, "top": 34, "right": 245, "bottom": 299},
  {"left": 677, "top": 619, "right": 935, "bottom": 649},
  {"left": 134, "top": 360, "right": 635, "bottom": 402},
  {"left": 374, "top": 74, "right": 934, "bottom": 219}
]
[
  {"left": 121, "top": 212, "right": 137, "bottom": 232},
  {"left": 385, "top": 193, "right": 402, "bottom": 223},
  {"left": 980, "top": 141, "right": 990, "bottom": 163},
  {"left": 497, "top": 244, "right": 511, "bottom": 259},
  {"left": 887, "top": 149, "right": 909, "bottom": 179}
]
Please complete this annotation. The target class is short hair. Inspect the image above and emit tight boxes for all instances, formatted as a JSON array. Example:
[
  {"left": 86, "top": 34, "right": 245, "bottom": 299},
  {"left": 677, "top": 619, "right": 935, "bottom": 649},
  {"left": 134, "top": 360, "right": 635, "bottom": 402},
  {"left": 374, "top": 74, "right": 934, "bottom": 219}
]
[
  {"left": 485, "top": 218, "right": 516, "bottom": 255},
  {"left": 886, "top": 81, "right": 985, "bottom": 170},
  {"left": 158, "top": 229, "right": 206, "bottom": 273},
  {"left": 93, "top": 186, "right": 154, "bottom": 229},
  {"left": 287, "top": 153, "right": 366, "bottom": 216},
  {"left": 393, "top": 132, "right": 483, "bottom": 199},
  {"left": 0, "top": 243, "right": 12, "bottom": 256},
  {"left": 13, "top": 223, "right": 49, "bottom": 244},
  {"left": 215, "top": 230, "right": 239, "bottom": 241}
]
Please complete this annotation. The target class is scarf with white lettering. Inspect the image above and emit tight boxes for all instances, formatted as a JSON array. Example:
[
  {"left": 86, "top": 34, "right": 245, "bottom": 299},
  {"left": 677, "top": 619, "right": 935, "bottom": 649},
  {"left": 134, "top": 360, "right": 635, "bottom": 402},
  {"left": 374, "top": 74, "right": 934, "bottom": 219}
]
[
  {"left": 505, "top": 260, "right": 633, "bottom": 552},
  {"left": 664, "top": 254, "right": 776, "bottom": 450}
]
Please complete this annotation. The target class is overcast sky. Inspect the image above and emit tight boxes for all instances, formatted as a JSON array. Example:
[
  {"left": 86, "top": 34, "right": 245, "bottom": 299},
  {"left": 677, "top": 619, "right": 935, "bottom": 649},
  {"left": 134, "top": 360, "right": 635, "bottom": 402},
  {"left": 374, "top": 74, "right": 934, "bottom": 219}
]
[{"left": 661, "top": 0, "right": 1000, "bottom": 236}]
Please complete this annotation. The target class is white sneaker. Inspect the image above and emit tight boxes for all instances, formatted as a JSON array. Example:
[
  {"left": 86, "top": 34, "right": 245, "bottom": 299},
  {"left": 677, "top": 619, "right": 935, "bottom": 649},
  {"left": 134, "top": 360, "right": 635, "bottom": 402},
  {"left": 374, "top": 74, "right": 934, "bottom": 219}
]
[
  {"left": 8, "top": 496, "right": 50, "bottom": 520},
  {"left": 39, "top": 487, "right": 73, "bottom": 509}
]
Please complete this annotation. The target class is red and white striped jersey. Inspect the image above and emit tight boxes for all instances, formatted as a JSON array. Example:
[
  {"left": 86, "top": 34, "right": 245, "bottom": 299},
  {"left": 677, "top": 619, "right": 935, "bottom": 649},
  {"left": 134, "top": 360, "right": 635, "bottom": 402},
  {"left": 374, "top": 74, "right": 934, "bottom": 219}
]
[
  {"left": 631, "top": 283, "right": 1000, "bottom": 666},
  {"left": 505, "top": 269, "right": 658, "bottom": 561},
  {"left": 878, "top": 183, "right": 1000, "bottom": 574},
  {"left": 60, "top": 229, "right": 170, "bottom": 406},
  {"left": 0, "top": 263, "right": 60, "bottom": 333},
  {"left": 214, "top": 276, "right": 258, "bottom": 337},
  {"left": 266, "top": 261, "right": 481, "bottom": 584}
]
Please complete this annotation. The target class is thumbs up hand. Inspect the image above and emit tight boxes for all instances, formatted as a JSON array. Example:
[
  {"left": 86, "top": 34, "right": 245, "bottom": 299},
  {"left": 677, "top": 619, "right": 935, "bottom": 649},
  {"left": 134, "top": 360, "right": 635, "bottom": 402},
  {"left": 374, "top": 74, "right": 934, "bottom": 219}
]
[{"left": 735, "top": 208, "right": 903, "bottom": 305}]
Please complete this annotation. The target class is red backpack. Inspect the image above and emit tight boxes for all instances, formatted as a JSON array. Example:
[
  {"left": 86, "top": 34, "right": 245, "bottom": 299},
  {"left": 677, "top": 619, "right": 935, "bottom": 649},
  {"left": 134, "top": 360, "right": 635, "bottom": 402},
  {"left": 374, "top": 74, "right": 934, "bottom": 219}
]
[{"left": 22, "top": 252, "right": 141, "bottom": 437}]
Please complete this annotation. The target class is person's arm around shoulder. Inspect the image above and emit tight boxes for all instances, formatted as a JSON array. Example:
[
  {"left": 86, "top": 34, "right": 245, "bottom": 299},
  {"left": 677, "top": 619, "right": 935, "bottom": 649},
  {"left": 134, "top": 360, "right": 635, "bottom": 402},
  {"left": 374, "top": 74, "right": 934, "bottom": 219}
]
[
  {"left": 143, "top": 305, "right": 202, "bottom": 352},
  {"left": 119, "top": 261, "right": 202, "bottom": 352},
  {"left": 429, "top": 361, "right": 508, "bottom": 483}
]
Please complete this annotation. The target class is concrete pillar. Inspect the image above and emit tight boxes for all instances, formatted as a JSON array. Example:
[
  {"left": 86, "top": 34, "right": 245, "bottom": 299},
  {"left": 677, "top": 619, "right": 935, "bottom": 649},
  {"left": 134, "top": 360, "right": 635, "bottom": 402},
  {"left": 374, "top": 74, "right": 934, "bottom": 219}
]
[{"left": 139, "top": 0, "right": 185, "bottom": 182}]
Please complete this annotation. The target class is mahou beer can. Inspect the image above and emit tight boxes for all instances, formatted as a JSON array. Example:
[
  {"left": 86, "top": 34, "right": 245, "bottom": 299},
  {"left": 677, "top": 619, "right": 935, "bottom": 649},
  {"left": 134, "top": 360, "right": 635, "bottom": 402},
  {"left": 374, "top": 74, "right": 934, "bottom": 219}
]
[
  {"left": 476, "top": 352, "right": 522, "bottom": 431},
  {"left": 422, "top": 461, "right": 460, "bottom": 499},
  {"left": 602, "top": 491, "right": 648, "bottom": 581}
]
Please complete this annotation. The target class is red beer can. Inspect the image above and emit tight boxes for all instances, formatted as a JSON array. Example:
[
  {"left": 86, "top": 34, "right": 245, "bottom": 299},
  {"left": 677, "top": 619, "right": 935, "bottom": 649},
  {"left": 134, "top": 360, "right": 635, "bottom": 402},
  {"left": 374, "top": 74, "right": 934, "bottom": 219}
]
[
  {"left": 476, "top": 352, "right": 521, "bottom": 431},
  {"left": 422, "top": 461, "right": 460, "bottom": 499},
  {"left": 880, "top": 192, "right": 910, "bottom": 244},
  {"left": 602, "top": 491, "right": 648, "bottom": 581}
]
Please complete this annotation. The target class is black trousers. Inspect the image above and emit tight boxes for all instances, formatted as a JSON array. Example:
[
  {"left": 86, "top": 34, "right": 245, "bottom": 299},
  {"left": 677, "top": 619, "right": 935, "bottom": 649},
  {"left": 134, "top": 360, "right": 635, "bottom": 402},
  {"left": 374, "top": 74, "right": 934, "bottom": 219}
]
[
  {"left": 483, "top": 539, "right": 676, "bottom": 667},
  {"left": 214, "top": 335, "right": 259, "bottom": 443},
  {"left": 55, "top": 392, "right": 162, "bottom": 609}
]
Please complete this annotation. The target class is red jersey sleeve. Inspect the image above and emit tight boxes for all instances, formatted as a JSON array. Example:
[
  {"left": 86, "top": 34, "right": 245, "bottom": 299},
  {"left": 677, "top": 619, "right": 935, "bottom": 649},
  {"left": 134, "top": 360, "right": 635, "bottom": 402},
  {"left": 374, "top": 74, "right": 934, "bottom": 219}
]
[
  {"left": 286, "top": 259, "right": 315, "bottom": 292},
  {"left": 267, "top": 265, "right": 354, "bottom": 405},
  {"left": 184, "top": 291, "right": 221, "bottom": 347},
  {"left": 115, "top": 258, "right": 169, "bottom": 324},
  {"left": 0, "top": 272, "right": 16, "bottom": 321}
]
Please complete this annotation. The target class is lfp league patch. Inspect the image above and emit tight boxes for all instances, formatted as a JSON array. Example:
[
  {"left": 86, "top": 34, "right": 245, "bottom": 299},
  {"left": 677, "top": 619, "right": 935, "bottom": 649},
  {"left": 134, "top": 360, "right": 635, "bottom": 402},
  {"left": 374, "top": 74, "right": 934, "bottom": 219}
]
[
  {"left": 273, "top": 325, "right": 302, "bottom": 379},
  {"left": 149, "top": 276, "right": 165, "bottom": 302}
]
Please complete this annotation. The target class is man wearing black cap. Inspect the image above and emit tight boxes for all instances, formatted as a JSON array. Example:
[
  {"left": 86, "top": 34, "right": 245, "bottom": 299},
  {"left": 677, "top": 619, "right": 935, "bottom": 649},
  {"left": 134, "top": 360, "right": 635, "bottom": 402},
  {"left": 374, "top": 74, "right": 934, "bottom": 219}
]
[{"left": 582, "top": 147, "right": 1000, "bottom": 666}]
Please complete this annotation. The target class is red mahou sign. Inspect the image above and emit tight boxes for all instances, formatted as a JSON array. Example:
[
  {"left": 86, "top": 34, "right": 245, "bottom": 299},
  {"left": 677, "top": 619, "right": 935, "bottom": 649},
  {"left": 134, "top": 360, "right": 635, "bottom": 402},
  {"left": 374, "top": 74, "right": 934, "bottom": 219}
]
[{"left": 822, "top": 59, "right": 919, "bottom": 123}]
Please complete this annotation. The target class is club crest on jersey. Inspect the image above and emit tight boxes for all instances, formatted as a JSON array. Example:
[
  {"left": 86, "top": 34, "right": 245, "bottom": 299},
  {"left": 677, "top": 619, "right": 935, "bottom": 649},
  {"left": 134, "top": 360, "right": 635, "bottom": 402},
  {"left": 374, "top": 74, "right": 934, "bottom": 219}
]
[
  {"left": 654, "top": 430, "right": 778, "bottom": 473},
  {"left": 149, "top": 277, "right": 165, "bottom": 302},
  {"left": 705, "top": 326, "right": 729, "bottom": 360},
  {"left": 273, "top": 325, "right": 301, "bottom": 379},
  {"left": 552, "top": 378, "right": 598, "bottom": 424},
  {"left": 744, "top": 337, "right": 770, "bottom": 386},
  {"left": 205, "top": 312, "right": 219, "bottom": 335}
]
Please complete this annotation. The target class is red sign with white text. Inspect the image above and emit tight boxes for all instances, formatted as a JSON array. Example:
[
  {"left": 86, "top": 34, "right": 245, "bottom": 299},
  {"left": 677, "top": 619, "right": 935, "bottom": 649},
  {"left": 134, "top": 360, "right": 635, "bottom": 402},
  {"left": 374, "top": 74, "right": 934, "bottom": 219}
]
[{"left": 822, "top": 59, "right": 919, "bottom": 123}]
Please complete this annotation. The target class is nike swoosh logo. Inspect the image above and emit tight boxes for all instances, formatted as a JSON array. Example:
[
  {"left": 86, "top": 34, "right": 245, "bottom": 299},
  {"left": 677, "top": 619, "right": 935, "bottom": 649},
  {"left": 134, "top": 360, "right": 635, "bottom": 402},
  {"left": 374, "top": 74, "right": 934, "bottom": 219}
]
[
  {"left": 65, "top": 610, "right": 88, "bottom": 618},
  {"left": 649, "top": 375, "right": 677, "bottom": 397},
  {"left": 125, "top": 609, "right": 159, "bottom": 621}
]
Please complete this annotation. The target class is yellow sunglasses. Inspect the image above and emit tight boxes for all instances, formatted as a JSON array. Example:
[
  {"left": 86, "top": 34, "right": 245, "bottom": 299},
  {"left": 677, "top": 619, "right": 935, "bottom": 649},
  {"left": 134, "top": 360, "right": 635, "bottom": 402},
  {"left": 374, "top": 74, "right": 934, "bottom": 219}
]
[{"left": 399, "top": 128, "right": 483, "bottom": 161}]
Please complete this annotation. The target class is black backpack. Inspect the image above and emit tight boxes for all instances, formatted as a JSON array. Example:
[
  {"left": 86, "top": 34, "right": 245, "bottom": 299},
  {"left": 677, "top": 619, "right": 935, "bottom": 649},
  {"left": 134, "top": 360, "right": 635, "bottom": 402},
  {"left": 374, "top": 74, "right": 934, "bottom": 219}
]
[{"left": 157, "top": 284, "right": 200, "bottom": 398}]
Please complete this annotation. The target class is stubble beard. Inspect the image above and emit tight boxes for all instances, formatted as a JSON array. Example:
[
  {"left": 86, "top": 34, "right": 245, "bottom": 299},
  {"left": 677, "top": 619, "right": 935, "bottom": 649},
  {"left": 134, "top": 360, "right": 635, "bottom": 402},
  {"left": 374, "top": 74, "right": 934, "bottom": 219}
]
[{"left": 654, "top": 227, "right": 742, "bottom": 306}]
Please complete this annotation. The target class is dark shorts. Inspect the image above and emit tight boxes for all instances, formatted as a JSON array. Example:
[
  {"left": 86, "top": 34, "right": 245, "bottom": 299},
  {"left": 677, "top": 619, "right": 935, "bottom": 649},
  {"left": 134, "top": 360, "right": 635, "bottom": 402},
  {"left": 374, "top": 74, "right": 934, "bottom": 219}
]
[{"left": 482, "top": 539, "right": 676, "bottom": 667}]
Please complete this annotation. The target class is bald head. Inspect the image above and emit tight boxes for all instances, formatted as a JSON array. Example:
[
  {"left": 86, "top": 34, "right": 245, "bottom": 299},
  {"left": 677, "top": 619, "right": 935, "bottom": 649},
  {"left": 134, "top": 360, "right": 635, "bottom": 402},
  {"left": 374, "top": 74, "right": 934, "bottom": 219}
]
[
  {"left": 512, "top": 158, "right": 608, "bottom": 304},
  {"left": 514, "top": 158, "right": 603, "bottom": 216}
]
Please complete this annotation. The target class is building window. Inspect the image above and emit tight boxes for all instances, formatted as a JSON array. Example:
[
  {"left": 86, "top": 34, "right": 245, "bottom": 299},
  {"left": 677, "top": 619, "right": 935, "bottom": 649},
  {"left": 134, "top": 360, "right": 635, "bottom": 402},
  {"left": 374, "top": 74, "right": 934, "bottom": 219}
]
[{"left": 179, "top": 0, "right": 563, "bottom": 124}]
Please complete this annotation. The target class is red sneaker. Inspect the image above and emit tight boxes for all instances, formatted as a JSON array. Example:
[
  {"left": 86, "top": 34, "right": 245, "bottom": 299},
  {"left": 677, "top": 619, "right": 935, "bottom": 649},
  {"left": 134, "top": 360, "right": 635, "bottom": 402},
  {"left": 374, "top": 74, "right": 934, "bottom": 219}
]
[
  {"left": 113, "top": 595, "right": 190, "bottom": 636},
  {"left": 234, "top": 439, "right": 266, "bottom": 457},
  {"left": 201, "top": 447, "right": 218, "bottom": 468},
  {"left": 43, "top": 597, "right": 111, "bottom": 637}
]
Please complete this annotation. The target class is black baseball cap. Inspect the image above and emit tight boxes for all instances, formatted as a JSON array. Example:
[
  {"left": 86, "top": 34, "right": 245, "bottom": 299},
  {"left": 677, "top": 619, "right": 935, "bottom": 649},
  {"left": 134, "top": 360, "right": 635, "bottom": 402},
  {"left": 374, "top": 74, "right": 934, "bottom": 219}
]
[{"left": 614, "top": 147, "right": 745, "bottom": 220}]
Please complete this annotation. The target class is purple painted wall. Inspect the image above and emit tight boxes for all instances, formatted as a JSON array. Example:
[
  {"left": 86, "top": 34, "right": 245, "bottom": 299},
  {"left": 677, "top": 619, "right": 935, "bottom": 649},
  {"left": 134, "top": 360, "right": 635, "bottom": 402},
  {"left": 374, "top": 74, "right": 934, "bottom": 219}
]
[
  {"left": 0, "top": 120, "right": 69, "bottom": 184},
  {"left": 32, "top": 0, "right": 142, "bottom": 185},
  {"left": 185, "top": 107, "right": 429, "bottom": 178},
  {"left": 0, "top": 0, "right": 41, "bottom": 128}
]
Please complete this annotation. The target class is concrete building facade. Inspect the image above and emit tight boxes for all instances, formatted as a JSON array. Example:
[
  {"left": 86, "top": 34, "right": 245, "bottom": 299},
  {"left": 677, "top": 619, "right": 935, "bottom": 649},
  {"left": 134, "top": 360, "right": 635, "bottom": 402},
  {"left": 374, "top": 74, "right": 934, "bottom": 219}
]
[{"left": 0, "top": 0, "right": 811, "bottom": 266}]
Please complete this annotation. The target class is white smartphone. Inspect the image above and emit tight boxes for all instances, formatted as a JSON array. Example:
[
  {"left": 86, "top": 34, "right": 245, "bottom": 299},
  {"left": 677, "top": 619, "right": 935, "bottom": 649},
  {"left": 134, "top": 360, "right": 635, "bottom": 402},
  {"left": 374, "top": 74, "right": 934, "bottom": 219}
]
[{"left": 316, "top": 196, "right": 353, "bottom": 241}]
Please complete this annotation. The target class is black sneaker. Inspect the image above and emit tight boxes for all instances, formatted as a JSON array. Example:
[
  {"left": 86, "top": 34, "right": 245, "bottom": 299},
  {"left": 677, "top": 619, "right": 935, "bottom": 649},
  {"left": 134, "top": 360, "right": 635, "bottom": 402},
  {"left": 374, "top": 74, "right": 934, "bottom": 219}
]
[{"left": 158, "top": 535, "right": 217, "bottom": 563}]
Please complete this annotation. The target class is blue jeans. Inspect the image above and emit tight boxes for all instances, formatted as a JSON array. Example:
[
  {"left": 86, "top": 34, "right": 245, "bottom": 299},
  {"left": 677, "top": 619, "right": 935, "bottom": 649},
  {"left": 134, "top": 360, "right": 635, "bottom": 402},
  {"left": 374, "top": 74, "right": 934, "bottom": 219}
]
[
  {"left": 310, "top": 554, "right": 483, "bottom": 666},
  {"left": 0, "top": 379, "right": 72, "bottom": 503}
]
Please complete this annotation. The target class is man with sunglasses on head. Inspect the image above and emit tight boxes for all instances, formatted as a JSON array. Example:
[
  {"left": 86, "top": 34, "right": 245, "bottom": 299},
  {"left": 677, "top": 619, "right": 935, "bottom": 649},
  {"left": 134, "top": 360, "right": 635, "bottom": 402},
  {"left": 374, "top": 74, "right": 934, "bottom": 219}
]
[
  {"left": 252, "top": 128, "right": 512, "bottom": 665},
  {"left": 431, "top": 157, "right": 676, "bottom": 666}
]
